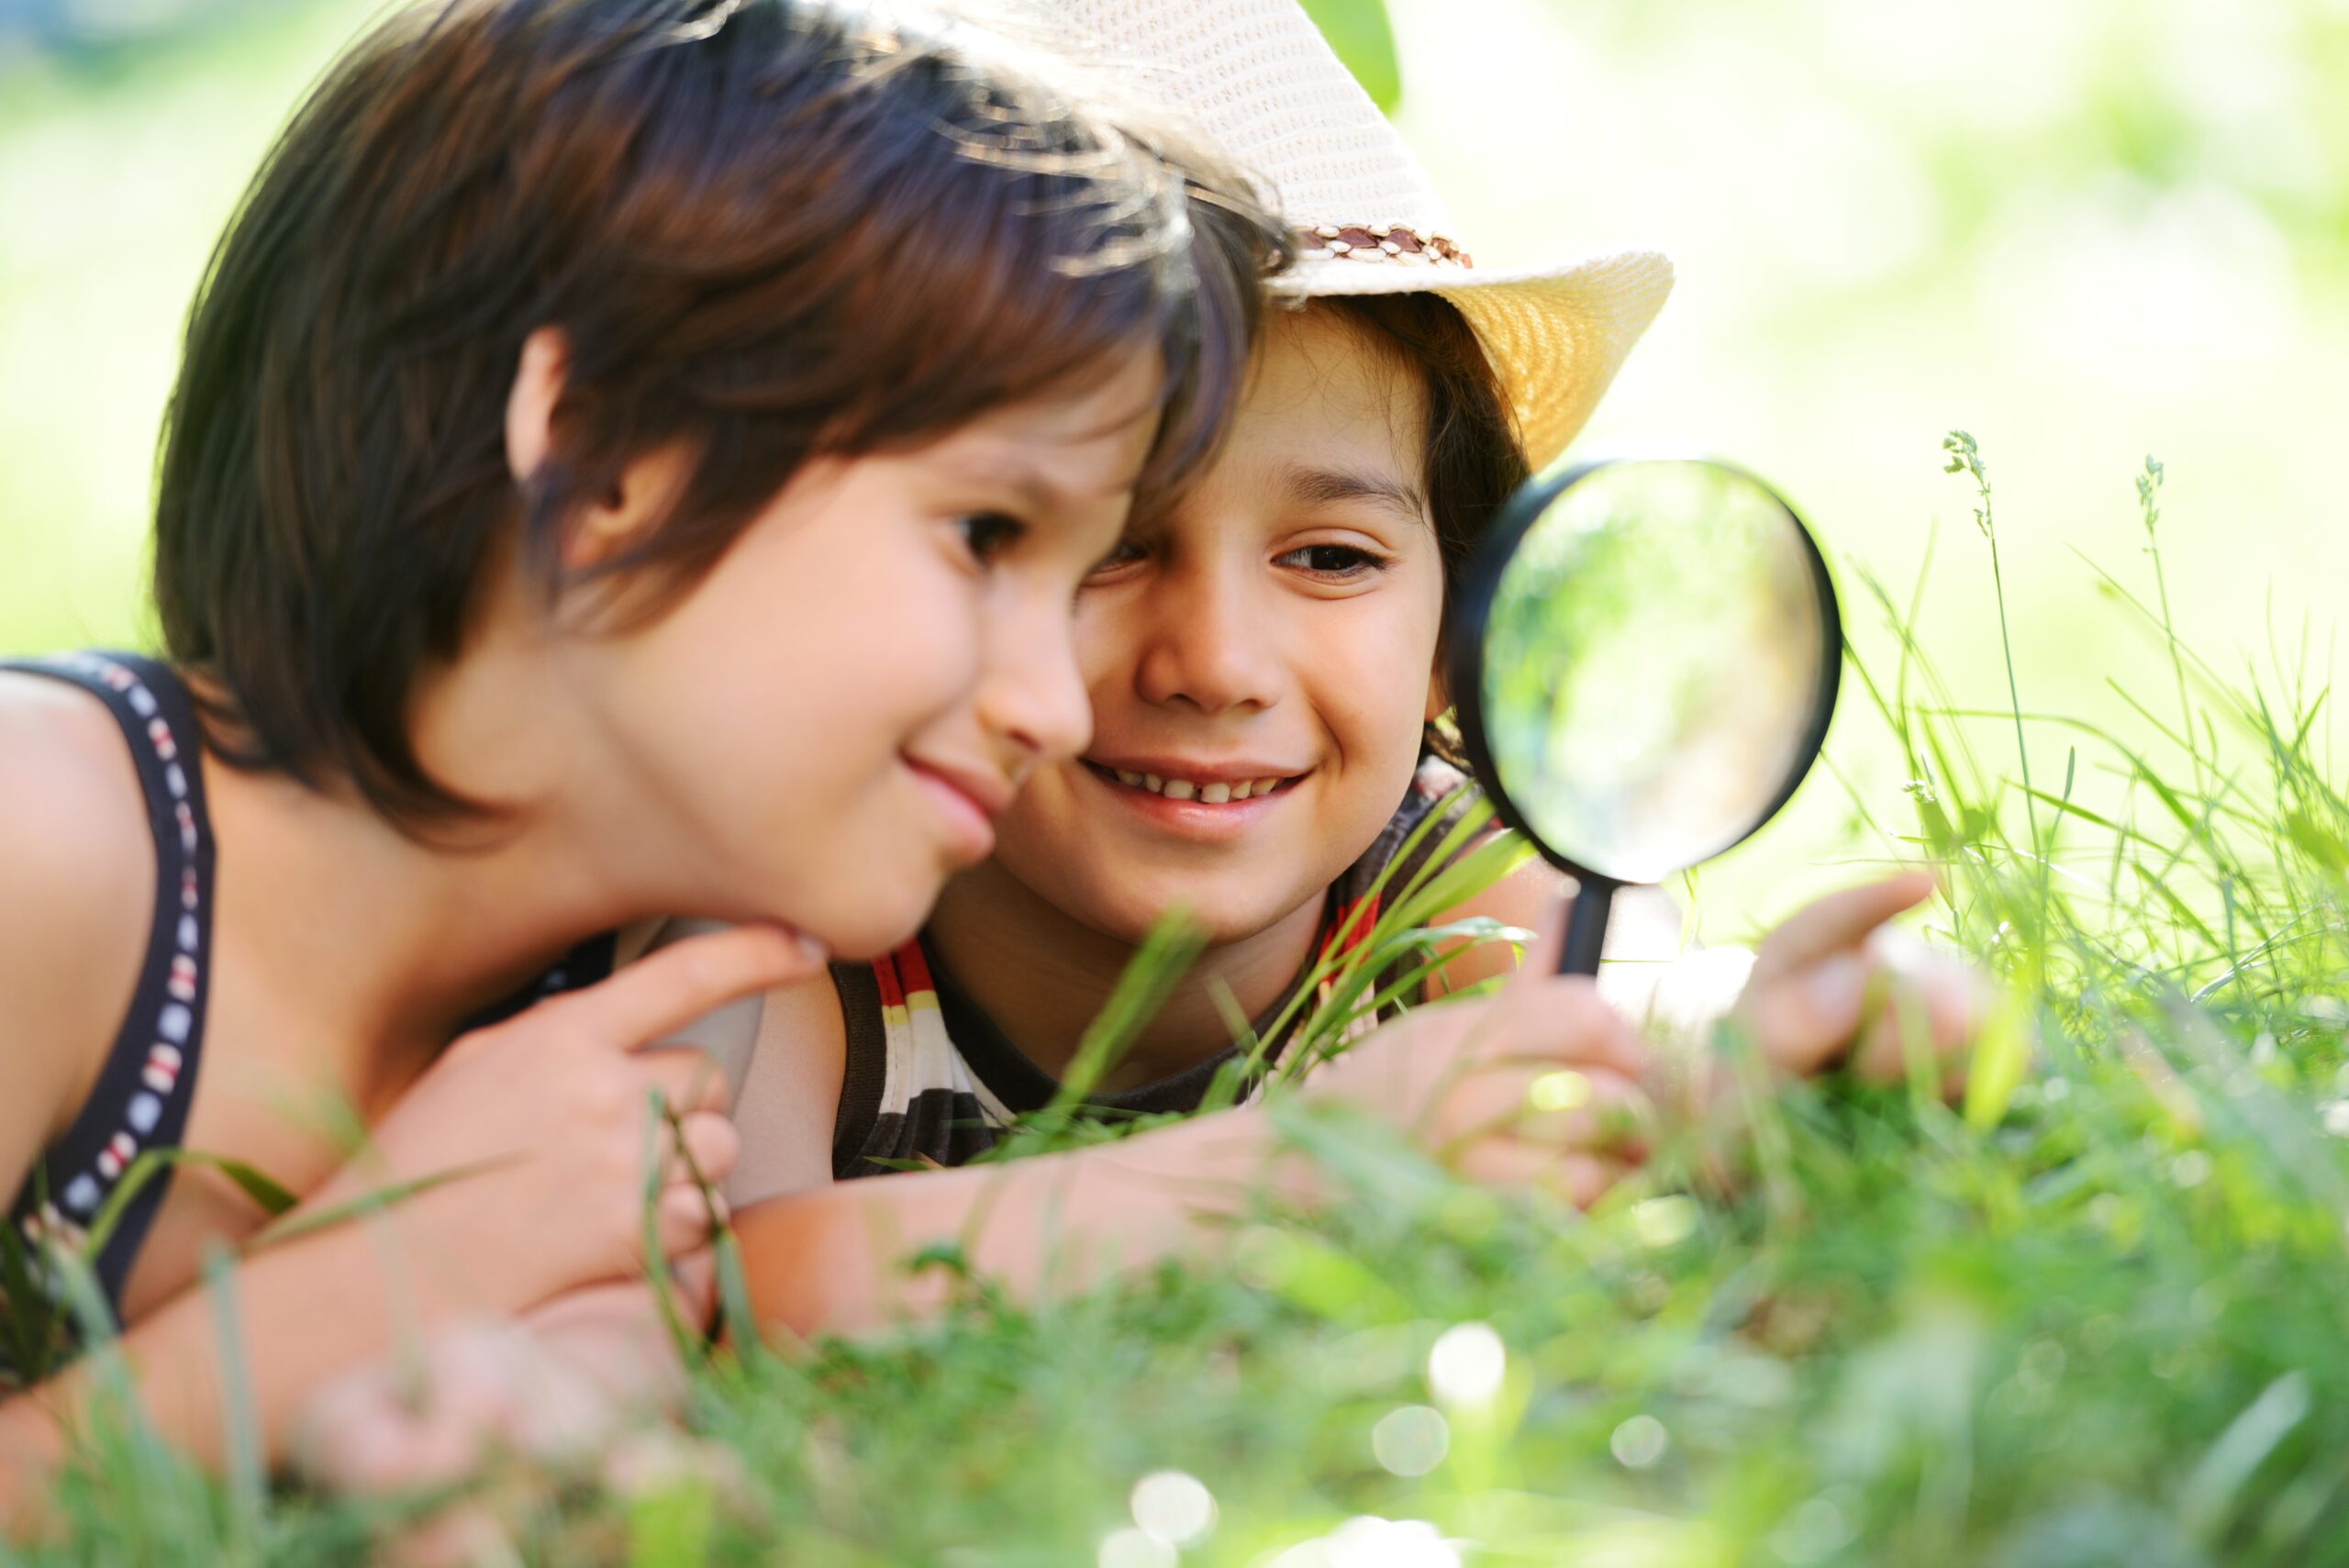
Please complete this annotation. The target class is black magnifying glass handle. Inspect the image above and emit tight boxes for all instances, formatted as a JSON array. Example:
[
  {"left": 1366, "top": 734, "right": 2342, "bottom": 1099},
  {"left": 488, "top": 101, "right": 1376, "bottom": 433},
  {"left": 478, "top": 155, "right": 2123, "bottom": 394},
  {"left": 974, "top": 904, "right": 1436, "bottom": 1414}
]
[{"left": 1557, "top": 876, "right": 1616, "bottom": 976}]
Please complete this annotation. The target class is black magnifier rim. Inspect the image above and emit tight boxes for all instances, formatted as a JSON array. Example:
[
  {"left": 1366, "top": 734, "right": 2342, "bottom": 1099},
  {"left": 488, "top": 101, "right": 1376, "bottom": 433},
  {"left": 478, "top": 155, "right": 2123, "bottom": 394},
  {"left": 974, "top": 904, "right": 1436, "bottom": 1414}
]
[{"left": 1446, "top": 455, "right": 1844, "bottom": 888}]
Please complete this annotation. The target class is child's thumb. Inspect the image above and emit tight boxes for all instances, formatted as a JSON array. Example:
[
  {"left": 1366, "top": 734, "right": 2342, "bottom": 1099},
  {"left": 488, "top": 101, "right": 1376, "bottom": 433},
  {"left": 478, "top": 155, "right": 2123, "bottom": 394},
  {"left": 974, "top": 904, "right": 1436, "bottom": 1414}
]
[{"left": 1742, "top": 952, "right": 1873, "bottom": 1075}]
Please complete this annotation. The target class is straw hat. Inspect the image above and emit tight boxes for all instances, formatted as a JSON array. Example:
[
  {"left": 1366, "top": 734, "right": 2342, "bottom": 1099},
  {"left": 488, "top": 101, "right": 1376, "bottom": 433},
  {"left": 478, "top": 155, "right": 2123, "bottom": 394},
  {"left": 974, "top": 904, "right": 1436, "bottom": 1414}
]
[{"left": 1002, "top": 0, "right": 1673, "bottom": 467}]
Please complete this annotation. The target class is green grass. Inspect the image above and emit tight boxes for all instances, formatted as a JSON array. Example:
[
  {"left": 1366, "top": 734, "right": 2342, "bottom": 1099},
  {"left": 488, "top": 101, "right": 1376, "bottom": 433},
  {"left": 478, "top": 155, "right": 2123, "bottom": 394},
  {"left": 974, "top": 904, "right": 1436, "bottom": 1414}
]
[
  {"left": 6, "top": 5, "right": 2349, "bottom": 1561},
  {"left": 10, "top": 442, "right": 2349, "bottom": 1567}
]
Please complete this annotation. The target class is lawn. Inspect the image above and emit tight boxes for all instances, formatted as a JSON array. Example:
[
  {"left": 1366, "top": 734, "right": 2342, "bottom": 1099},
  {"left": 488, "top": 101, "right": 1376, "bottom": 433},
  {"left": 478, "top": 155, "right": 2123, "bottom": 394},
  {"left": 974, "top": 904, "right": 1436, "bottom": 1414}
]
[{"left": 4, "top": 1, "right": 2348, "bottom": 1563}]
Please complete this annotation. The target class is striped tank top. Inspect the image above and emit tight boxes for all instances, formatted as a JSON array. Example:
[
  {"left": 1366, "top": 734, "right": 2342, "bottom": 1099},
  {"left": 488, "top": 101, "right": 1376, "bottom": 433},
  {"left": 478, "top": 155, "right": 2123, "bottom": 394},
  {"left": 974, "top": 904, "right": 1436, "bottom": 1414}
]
[{"left": 827, "top": 757, "right": 1479, "bottom": 1178}]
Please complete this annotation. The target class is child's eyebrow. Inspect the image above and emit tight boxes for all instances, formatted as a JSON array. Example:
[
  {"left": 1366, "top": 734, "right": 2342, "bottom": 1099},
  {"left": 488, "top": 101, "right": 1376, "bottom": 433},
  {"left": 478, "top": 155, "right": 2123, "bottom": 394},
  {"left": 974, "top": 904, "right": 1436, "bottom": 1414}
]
[
  {"left": 941, "top": 450, "right": 1116, "bottom": 517},
  {"left": 1277, "top": 462, "right": 1429, "bottom": 527},
  {"left": 944, "top": 443, "right": 1146, "bottom": 516}
]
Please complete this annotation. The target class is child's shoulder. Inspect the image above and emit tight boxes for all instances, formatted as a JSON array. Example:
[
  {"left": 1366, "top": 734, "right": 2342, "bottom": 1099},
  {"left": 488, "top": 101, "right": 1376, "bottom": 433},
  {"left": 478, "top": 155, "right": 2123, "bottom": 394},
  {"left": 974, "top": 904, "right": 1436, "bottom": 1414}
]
[
  {"left": 0, "top": 672, "right": 156, "bottom": 928},
  {"left": 0, "top": 673, "right": 160, "bottom": 1149}
]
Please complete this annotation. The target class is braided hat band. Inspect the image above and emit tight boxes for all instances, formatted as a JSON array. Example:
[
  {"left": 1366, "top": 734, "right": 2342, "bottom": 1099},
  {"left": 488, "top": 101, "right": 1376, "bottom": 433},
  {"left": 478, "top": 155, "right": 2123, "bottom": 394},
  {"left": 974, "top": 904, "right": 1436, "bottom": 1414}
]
[{"left": 1299, "top": 223, "right": 1473, "bottom": 269}]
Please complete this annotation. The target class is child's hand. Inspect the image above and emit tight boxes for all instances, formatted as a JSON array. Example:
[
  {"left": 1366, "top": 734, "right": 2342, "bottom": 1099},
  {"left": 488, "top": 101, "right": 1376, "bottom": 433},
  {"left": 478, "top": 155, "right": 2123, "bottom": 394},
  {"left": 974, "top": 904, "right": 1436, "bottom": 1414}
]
[
  {"left": 291, "top": 1273, "right": 728, "bottom": 1566},
  {"left": 292, "top": 1273, "right": 704, "bottom": 1494},
  {"left": 1308, "top": 911, "right": 1657, "bottom": 1208},
  {"left": 1731, "top": 872, "right": 1990, "bottom": 1094},
  {"left": 304, "top": 924, "right": 820, "bottom": 1317}
]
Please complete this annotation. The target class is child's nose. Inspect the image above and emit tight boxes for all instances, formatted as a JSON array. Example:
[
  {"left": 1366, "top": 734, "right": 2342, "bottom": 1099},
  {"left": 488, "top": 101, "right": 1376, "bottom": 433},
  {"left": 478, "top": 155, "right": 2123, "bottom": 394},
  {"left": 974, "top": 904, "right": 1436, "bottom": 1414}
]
[
  {"left": 1132, "top": 567, "right": 1279, "bottom": 715},
  {"left": 981, "top": 608, "right": 1093, "bottom": 766}
]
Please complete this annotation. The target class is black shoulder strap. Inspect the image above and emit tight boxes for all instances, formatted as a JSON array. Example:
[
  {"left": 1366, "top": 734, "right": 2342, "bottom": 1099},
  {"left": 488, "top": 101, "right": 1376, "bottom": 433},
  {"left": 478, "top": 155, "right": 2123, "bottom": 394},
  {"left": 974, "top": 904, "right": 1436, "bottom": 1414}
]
[
  {"left": 828, "top": 961, "right": 890, "bottom": 1179},
  {"left": 2, "top": 652, "right": 217, "bottom": 1318}
]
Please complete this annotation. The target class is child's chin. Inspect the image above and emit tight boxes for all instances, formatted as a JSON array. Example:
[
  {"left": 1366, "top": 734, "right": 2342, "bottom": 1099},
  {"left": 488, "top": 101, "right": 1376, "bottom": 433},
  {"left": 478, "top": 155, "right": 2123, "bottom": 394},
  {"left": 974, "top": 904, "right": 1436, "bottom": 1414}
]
[
  {"left": 1097, "top": 890, "right": 1294, "bottom": 951},
  {"left": 810, "top": 895, "right": 937, "bottom": 964}
]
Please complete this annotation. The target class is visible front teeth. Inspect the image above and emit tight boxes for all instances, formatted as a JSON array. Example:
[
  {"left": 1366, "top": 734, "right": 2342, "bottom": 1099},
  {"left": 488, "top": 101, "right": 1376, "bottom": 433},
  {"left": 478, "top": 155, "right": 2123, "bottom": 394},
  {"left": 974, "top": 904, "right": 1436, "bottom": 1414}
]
[{"left": 1102, "top": 766, "right": 1294, "bottom": 801}]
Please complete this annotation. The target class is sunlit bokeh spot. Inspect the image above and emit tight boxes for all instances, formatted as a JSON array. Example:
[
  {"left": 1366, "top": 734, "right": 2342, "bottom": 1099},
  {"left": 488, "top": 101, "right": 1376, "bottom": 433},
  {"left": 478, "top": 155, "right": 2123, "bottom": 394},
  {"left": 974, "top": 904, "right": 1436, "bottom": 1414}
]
[
  {"left": 1527, "top": 1070, "right": 1592, "bottom": 1113},
  {"left": 1371, "top": 1405, "right": 1450, "bottom": 1477},
  {"left": 1609, "top": 1414, "right": 1669, "bottom": 1470},
  {"left": 1297, "top": 1516, "right": 1458, "bottom": 1568},
  {"left": 1768, "top": 1492, "right": 1857, "bottom": 1564},
  {"left": 1629, "top": 1195, "right": 1699, "bottom": 1249},
  {"left": 1129, "top": 1470, "right": 1217, "bottom": 1546},
  {"left": 1426, "top": 1322, "right": 1506, "bottom": 1408},
  {"left": 1097, "top": 1526, "right": 1176, "bottom": 1568}
]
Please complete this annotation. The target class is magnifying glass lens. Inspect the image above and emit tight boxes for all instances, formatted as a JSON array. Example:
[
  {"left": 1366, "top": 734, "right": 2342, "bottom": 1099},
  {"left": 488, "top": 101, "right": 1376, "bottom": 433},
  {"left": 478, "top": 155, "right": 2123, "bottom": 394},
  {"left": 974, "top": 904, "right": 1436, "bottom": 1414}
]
[{"left": 1476, "top": 459, "right": 1836, "bottom": 887}]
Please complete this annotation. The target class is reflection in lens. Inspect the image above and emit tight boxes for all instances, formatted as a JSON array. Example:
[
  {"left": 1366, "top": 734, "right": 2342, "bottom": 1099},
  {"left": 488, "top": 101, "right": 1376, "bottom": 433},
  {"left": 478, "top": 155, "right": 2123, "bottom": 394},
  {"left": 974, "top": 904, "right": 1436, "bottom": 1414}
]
[{"left": 1479, "top": 461, "right": 1831, "bottom": 884}]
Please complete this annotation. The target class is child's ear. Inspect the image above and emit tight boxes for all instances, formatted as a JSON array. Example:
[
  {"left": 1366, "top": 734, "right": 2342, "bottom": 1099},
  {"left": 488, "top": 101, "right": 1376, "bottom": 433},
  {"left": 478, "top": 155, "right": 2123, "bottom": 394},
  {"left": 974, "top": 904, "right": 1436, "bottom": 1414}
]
[
  {"left": 506, "top": 326, "right": 678, "bottom": 572},
  {"left": 505, "top": 327, "right": 568, "bottom": 485},
  {"left": 1425, "top": 654, "right": 1450, "bottom": 724}
]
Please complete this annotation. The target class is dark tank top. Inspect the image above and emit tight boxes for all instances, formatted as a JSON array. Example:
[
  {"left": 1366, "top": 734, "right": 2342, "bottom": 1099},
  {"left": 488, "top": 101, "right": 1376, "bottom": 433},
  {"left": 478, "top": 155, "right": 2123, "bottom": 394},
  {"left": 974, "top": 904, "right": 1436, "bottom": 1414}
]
[{"left": 0, "top": 652, "right": 610, "bottom": 1374}]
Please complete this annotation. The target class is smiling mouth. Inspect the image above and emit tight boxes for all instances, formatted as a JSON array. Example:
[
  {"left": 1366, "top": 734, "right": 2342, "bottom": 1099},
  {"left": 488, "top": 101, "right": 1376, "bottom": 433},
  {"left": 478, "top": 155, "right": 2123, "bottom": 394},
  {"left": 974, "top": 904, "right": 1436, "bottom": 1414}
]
[{"left": 1082, "top": 761, "right": 1306, "bottom": 804}]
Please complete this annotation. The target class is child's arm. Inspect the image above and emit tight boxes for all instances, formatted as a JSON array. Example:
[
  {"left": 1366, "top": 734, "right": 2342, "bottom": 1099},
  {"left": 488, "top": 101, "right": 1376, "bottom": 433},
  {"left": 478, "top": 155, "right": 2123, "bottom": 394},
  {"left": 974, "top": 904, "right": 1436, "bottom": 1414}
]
[
  {"left": 0, "top": 1211, "right": 543, "bottom": 1527},
  {"left": 0, "top": 927, "right": 813, "bottom": 1532},
  {"left": 1427, "top": 853, "right": 1985, "bottom": 1089},
  {"left": 735, "top": 917, "right": 1655, "bottom": 1339}
]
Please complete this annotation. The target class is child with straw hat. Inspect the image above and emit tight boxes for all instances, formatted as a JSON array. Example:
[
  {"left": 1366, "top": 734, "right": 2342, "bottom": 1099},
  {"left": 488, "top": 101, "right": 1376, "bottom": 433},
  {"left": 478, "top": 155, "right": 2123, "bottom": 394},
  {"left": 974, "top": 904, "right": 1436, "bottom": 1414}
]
[{"left": 715, "top": 0, "right": 1987, "bottom": 1323}]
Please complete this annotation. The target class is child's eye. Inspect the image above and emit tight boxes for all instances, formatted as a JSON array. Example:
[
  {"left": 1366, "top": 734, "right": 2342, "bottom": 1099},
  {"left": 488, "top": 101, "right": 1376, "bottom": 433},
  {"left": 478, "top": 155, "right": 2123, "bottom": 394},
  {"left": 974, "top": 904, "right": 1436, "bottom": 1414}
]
[
  {"left": 1275, "top": 542, "right": 1386, "bottom": 579},
  {"left": 1085, "top": 538, "right": 1149, "bottom": 579},
  {"left": 954, "top": 511, "right": 1027, "bottom": 567}
]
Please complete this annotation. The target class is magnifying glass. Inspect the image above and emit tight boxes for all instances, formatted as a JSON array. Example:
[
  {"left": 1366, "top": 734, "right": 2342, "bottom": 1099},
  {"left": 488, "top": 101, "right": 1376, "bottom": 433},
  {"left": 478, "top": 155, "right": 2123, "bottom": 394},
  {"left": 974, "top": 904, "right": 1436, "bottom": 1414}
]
[{"left": 1447, "top": 457, "right": 1842, "bottom": 975}]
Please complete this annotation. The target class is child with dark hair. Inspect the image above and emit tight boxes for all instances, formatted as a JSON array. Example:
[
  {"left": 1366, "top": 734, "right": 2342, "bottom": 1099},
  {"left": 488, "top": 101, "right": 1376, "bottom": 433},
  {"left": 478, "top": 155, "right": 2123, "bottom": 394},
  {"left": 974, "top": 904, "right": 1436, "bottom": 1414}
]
[{"left": 0, "top": 0, "right": 1293, "bottom": 1510}]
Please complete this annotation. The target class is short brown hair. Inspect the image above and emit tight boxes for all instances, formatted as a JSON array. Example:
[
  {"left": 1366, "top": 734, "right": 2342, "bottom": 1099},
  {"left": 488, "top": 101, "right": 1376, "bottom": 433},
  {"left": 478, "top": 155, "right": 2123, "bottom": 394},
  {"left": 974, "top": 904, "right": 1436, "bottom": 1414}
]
[{"left": 154, "top": 0, "right": 1287, "bottom": 826}]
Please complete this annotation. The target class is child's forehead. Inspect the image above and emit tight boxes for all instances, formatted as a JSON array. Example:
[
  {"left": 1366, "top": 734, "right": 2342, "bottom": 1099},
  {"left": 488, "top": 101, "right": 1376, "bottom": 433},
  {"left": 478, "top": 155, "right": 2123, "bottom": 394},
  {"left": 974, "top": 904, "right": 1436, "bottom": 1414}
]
[{"left": 1216, "top": 311, "right": 1431, "bottom": 485}]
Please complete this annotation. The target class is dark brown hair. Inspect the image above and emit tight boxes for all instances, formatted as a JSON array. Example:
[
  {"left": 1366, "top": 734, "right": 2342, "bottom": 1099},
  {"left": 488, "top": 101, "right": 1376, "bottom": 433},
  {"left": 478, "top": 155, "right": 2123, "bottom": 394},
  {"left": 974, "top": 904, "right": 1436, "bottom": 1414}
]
[
  {"left": 1316, "top": 293, "right": 1529, "bottom": 761},
  {"left": 153, "top": 0, "right": 1287, "bottom": 826}
]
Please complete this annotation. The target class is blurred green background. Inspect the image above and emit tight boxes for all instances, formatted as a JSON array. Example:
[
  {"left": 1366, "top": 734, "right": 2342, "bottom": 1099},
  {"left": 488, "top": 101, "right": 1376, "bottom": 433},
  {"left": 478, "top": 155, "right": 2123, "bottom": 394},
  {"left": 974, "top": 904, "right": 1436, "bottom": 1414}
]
[{"left": 3, "top": 0, "right": 2343, "bottom": 929}]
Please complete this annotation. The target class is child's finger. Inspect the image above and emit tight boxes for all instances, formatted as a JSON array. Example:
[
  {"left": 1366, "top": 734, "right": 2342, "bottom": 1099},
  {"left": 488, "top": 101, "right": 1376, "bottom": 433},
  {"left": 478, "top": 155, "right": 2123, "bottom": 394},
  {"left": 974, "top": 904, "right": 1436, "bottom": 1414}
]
[
  {"left": 655, "top": 1181, "right": 726, "bottom": 1259},
  {"left": 639, "top": 1045, "right": 734, "bottom": 1116},
  {"left": 1752, "top": 872, "right": 1937, "bottom": 975},
  {"left": 1494, "top": 974, "right": 1653, "bottom": 1083},
  {"left": 662, "top": 1111, "right": 740, "bottom": 1191},
  {"left": 668, "top": 1249, "right": 719, "bottom": 1326},
  {"left": 553, "top": 925, "right": 824, "bottom": 1051},
  {"left": 1441, "top": 1063, "right": 1651, "bottom": 1158},
  {"left": 1849, "top": 953, "right": 1987, "bottom": 1083},
  {"left": 1511, "top": 1066, "right": 1654, "bottom": 1162},
  {"left": 1740, "top": 952, "right": 1873, "bottom": 1075},
  {"left": 1456, "top": 1141, "right": 1624, "bottom": 1209}
]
